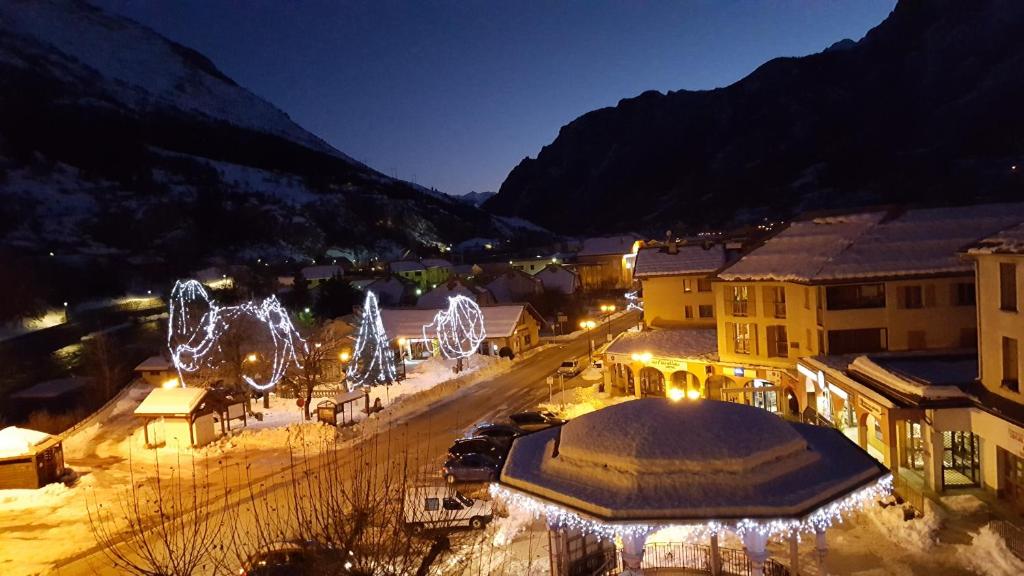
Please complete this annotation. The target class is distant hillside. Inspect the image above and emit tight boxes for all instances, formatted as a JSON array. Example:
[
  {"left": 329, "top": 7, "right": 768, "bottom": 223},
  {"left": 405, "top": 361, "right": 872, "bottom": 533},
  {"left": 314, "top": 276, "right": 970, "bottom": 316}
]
[
  {"left": 456, "top": 191, "right": 496, "bottom": 207},
  {"left": 0, "top": 0, "right": 539, "bottom": 267},
  {"left": 486, "top": 0, "right": 1024, "bottom": 234}
]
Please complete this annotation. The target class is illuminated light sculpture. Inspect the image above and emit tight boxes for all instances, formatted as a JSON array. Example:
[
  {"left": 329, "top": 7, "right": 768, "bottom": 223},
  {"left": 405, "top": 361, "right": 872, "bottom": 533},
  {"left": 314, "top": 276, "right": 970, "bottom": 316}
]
[
  {"left": 625, "top": 289, "right": 643, "bottom": 312},
  {"left": 167, "top": 279, "right": 306, "bottom": 391},
  {"left": 424, "top": 295, "right": 486, "bottom": 360},
  {"left": 346, "top": 291, "right": 398, "bottom": 387}
]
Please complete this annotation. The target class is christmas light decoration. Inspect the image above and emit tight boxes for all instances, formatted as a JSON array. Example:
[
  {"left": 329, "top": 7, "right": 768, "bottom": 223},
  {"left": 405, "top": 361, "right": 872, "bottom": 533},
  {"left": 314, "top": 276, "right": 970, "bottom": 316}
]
[
  {"left": 489, "top": 473, "right": 891, "bottom": 541},
  {"left": 167, "top": 279, "right": 306, "bottom": 391},
  {"left": 423, "top": 295, "right": 486, "bottom": 359},
  {"left": 346, "top": 291, "right": 398, "bottom": 387},
  {"left": 625, "top": 290, "right": 643, "bottom": 312}
]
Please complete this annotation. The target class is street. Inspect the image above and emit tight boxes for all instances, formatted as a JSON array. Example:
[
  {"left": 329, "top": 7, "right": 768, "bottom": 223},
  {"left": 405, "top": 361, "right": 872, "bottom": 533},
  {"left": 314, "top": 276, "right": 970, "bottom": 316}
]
[{"left": 46, "top": 311, "right": 640, "bottom": 576}]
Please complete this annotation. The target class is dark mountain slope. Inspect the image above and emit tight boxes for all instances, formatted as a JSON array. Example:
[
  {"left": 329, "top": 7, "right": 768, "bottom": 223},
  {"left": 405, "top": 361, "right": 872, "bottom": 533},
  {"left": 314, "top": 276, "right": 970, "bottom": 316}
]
[
  {"left": 0, "top": 0, "right": 531, "bottom": 266},
  {"left": 486, "top": 0, "right": 1024, "bottom": 234}
]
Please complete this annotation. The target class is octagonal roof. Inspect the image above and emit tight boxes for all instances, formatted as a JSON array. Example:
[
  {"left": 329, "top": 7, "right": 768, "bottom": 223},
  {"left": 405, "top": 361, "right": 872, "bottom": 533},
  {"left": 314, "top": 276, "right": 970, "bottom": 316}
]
[{"left": 499, "top": 399, "right": 887, "bottom": 523}]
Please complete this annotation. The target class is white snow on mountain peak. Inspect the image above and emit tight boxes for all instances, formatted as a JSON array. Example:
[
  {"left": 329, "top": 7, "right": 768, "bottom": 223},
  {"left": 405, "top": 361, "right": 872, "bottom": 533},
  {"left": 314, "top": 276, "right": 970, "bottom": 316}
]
[{"left": 0, "top": 0, "right": 350, "bottom": 161}]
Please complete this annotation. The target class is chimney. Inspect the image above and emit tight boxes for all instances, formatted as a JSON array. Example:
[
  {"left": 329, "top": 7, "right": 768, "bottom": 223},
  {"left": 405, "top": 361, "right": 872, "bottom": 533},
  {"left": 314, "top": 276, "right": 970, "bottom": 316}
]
[{"left": 666, "top": 230, "right": 678, "bottom": 255}]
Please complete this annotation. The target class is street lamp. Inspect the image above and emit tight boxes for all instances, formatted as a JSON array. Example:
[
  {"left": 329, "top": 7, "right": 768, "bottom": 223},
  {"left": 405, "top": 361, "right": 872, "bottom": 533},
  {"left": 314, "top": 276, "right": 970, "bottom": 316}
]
[
  {"left": 600, "top": 304, "right": 617, "bottom": 340},
  {"left": 580, "top": 320, "right": 597, "bottom": 362}
]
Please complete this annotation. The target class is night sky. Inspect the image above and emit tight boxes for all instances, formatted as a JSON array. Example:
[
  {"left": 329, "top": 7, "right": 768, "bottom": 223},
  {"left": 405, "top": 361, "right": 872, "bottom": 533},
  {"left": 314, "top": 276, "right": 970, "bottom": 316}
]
[{"left": 94, "top": 1, "right": 896, "bottom": 196}]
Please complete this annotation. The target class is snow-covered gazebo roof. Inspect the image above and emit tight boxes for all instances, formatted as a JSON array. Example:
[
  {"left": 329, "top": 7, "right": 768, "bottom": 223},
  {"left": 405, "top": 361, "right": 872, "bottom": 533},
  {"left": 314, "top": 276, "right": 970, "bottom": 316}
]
[
  {"left": 134, "top": 387, "right": 208, "bottom": 417},
  {"left": 496, "top": 399, "right": 889, "bottom": 537}
]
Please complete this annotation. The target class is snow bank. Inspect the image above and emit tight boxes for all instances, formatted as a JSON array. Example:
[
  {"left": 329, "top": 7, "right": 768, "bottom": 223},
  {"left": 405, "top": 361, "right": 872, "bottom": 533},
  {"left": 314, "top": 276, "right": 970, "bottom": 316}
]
[
  {"left": 540, "top": 383, "right": 632, "bottom": 420},
  {"left": 957, "top": 523, "right": 1024, "bottom": 576},
  {"left": 865, "top": 499, "right": 942, "bottom": 552}
]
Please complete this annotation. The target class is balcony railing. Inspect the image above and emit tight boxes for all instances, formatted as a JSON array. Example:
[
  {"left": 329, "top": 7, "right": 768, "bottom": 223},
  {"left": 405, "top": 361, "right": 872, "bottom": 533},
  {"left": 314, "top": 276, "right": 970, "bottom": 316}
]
[{"left": 732, "top": 300, "right": 749, "bottom": 317}]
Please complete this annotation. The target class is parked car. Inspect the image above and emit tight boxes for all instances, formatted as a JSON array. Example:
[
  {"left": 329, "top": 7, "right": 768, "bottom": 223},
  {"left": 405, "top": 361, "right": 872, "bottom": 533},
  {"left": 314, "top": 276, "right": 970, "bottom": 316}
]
[
  {"left": 239, "top": 541, "right": 352, "bottom": 575},
  {"left": 508, "top": 410, "right": 567, "bottom": 432},
  {"left": 467, "top": 422, "right": 523, "bottom": 447},
  {"left": 441, "top": 453, "right": 502, "bottom": 484},
  {"left": 448, "top": 436, "right": 506, "bottom": 460},
  {"left": 557, "top": 359, "right": 582, "bottom": 376},
  {"left": 404, "top": 486, "right": 493, "bottom": 534}
]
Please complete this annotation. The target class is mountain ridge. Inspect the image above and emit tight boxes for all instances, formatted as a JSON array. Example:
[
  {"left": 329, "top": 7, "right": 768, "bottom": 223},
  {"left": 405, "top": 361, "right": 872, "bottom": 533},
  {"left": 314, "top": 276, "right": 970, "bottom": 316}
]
[{"left": 485, "top": 0, "right": 1024, "bottom": 234}]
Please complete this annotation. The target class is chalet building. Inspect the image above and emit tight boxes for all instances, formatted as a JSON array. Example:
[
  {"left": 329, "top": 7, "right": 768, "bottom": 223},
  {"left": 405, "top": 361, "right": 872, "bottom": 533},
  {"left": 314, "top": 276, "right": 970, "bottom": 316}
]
[
  {"left": 388, "top": 259, "right": 452, "bottom": 291},
  {"left": 535, "top": 263, "right": 579, "bottom": 295},
  {"left": 485, "top": 269, "right": 543, "bottom": 303},
  {"left": 380, "top": 304, "right": 544, "bottom": 360},
  {"left": 416, "top": 278, "right": 496, "bottom": 309},
  {"left": 510, "top": 254, "right": 571, "bottom": 275},
  {"left": 633, "top": 242, "right": 726, "bottom": 329},
  {"left": 575, "top": 235, "right": 643, "bottom": 292}
]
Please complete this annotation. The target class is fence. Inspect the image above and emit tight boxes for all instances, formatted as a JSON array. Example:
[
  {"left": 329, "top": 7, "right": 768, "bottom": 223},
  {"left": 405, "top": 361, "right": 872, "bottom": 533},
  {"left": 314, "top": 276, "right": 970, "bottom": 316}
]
[
  {"left": 611, "top": 542, "right": 790, "bottom": 576},
  {"left": 992, "top": 520, "right": 1024, "bottom": 562}
]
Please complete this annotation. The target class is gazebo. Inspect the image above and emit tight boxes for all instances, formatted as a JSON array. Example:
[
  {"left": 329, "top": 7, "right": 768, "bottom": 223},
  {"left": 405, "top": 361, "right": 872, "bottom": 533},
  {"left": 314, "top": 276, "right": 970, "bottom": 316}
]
[{"left": 494, "top": 398, "right": 890, "bottom": 575}]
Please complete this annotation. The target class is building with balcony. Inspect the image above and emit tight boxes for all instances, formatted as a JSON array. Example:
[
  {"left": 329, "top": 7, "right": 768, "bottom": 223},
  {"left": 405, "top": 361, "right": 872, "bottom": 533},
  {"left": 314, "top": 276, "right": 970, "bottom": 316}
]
[{"left": 632, "top": 242, "right": 726, "bottom": 329}]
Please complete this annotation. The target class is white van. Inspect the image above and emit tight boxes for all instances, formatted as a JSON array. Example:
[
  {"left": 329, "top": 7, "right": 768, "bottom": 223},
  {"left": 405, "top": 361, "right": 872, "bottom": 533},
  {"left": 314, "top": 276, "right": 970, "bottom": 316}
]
[
  {"left": 404, "top": 486, "right": 493, "bottom": 534},
  {"left": 557, "top": 359, "right": 582, "bottom": 376}
]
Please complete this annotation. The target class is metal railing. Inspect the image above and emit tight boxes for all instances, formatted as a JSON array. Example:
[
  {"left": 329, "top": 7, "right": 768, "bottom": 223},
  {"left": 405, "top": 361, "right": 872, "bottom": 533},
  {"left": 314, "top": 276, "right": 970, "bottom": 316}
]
[
  {"left": 993, "top": 520, "right": 1024, "bottom": 562},
  {"left": 610, "top": 542, "right": 790, "bottom": 576}
]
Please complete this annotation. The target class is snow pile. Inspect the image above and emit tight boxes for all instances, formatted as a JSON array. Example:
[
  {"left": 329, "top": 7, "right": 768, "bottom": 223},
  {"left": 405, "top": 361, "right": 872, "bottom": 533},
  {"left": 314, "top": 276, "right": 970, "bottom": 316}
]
[
  {"left": 957, "top": 524, "right": 1024, "bottom": 576},
  {"left": 865, "top": 499, "right": 943, "bottom": 552},
  {"left": 540, "top": 383, "right": 632, "bottom": 420},
  {"left": 206, "top": 421, "right": 340, "bottom": 454},
  {"left": 0, "top": 475, "right": 87, "bottom": 512},
  {"left": 491, "top": 504, "right": 536, "bottom": 547},
  {"left": 941, "top": 493, "right": 988, "bottom": 517},
  {"left": 579, "top": 366, "right": 603, "bottom": 381}
]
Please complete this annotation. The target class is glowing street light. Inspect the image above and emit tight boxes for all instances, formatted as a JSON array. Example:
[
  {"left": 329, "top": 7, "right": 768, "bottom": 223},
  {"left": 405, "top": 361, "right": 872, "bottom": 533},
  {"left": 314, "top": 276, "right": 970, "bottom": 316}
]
[
  {"left": 580, "top": 320, "right": 597, "bottom": 362},
  {"left": 339, "top": 351, "right": 351, "bottom": 362},
  {"left": 246, "top": 353, "right": 258, "bottom": 363},
  {"left": 687, "top": 389, "right": 702, "bottom": 400},
  {"left": 668, "top": 388, "right": 685, "bottom": 402}
]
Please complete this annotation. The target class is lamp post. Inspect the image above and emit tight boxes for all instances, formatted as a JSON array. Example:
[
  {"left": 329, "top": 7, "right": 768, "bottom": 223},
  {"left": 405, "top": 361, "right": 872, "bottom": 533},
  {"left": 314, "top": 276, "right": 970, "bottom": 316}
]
[
  {"left": 580, "top": 320, "right": 597, "bottom": 363},
  {"left": 600, "top": 304, "right": 617, "bottom": 340}
]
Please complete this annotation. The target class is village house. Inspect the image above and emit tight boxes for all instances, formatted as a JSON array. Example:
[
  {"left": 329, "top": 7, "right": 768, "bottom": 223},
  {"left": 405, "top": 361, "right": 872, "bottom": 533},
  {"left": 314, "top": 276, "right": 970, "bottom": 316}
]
[
  {"left": 535, "top": 263, "right": 579, "bottom": 295},
  {"left": 416, "top": 278, "right": 496, "bottom": 309},
  {"left": 485, "top": 269, "right": 544, "bottom": 303},
  {"left": 352, "top": 276, "right": 413, "bottom": 306},
  {"left": 575, "top": 234, "right": 643, "bottom": 292},
  {"left": 380, "top": 304, "right": 543, "bottom": 360},
  {"left": 633, "top": 242, "right": 727, "bottom": 328}
]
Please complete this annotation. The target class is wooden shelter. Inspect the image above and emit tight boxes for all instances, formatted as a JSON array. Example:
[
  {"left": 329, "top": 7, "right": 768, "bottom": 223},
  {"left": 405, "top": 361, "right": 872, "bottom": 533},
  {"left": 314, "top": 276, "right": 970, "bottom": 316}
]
[
  {"left": 0, "top": 426, "right": 65, "bottom": 489},
  {"left": 134, "top": 387, "right": 215, "bottom": 448}
]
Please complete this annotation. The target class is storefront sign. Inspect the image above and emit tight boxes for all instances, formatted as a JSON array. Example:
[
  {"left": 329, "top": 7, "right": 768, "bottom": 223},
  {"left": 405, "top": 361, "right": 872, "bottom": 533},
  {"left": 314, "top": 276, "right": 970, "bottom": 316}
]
[
  {"left": 648, "top": 357, "right": 688, "bottom": 372},
  {"left": 858, "top": 396, "right": 884, "bottom": 418}
]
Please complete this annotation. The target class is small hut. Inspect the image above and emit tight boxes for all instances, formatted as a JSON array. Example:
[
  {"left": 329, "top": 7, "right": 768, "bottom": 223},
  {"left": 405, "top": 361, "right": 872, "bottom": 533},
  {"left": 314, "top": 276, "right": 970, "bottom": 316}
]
[
  {"left": 0, "top": 426, "right": 65, "bottom": 489},
  {"left": 134, "top": 387, "right": 215, "bottom": 448},
  {"left": 133, "top": 356, "right": 177, "bottom": 387}
]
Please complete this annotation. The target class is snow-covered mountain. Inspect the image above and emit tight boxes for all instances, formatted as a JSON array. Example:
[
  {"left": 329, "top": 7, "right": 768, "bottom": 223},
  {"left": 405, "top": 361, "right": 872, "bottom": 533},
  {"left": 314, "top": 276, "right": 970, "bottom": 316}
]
[
  {"left": 456, "top": 191, "right": 496, "bottom": 207},
  {"left": 0, "top": 0, "right": 542, "bottom": 267}
]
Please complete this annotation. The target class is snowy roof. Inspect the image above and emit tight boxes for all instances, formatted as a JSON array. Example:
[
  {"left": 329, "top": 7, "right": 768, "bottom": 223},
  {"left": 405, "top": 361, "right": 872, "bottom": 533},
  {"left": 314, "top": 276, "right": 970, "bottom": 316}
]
[
  {"left": 11, "top": 377, "right": 90, "bottom": 399},
  {"left": 416, "top": 280, "right": 492, "bottom": 309},
  {"left": 0, "top": 426, "right": 55, "bottom": 459},
  {"left": 389, "top": 261, "right": 425, "bottom": 273},
  {"left": 134, "top": 387, "right": 208, "bottom": 416},
  {"left": 381, "top": 305, "right": 537, "bottom": 339},
  {"left": 965, "top": 221, "right": 1024, "bottom": 255},
  {"left": 500, "top": 399, "right": 887, "bottom": 522},
  {"left": 134, "top": 356, "right": 172, "bottom": 372},
  {"left": 486, "top": 270, "right": 543, "bottom": 303},
  {"left": 720, "top": 203, "right": 1024, "bottom": 282},
  {"left": 633, "top": 244, "right": 726, "bottom": 278},
  {"left": 577, "top": 235, "right": 643, "bottom": 257},
  {"left": 848, "top": 354, "right": 975, "bottom": 401},
  {"left": 300, "top": 264, "right": 344, "bottom": 280},
  {"left": 421, "top": 258, "right": 452, "bottom": 269},
  {"left": 605, "top": 329, "right": 718, "bottom": 362}
]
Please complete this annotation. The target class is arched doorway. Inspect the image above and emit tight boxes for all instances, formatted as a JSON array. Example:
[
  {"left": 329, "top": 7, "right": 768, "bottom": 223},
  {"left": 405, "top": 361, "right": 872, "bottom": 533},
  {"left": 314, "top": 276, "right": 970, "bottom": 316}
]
[
  {"left": 670, "top": 371, "right": 702, "bottom": 397},
  {"left": 785, "top": 387, "right": 800, "bottom": 419},
  {"left": 639, "top": 367, "right": 665, "bottom": 398},
  {"left": 613, "top": 363, "right": 635, "bottom": 396},
  {"left": 705, "top": 375, "right": 735, "bottom": 402},
  {"left": 749, "top": 379, "right": 779, "bottom": 413}
]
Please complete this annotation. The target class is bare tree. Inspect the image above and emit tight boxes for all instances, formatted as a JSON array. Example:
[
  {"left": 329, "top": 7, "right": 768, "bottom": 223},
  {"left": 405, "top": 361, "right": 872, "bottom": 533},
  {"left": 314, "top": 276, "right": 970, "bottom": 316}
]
[
  {"left": 284, "top": 322, "right": 348, "bottom": 420},
  {"left": 87, "top": 450, "right": 233, "bottom": 576},
  {"left": 83, "top": 331, "right": 127, "bottom": 402}
]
